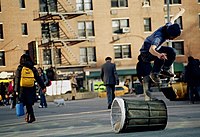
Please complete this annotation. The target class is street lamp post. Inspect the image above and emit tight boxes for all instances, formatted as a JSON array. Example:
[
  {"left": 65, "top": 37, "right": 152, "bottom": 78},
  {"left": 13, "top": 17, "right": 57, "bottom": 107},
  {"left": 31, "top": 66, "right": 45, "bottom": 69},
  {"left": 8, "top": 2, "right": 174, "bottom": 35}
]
[{"left": 166, "top": 0, "right": 175, "bottom": 75}]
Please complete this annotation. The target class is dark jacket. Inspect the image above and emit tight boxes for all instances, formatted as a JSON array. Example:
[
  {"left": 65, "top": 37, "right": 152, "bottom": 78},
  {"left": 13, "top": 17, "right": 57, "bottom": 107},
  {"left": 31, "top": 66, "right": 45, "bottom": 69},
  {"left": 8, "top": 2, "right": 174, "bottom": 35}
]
[
  {"left": 14, "top": 61, "right": 45, "bottom": 105},
  {"left": 185, "top": 59, "right": 200, "bottom": 87},
  {"left": 100, "top": 61, "right": 119, "bottom": 85}
]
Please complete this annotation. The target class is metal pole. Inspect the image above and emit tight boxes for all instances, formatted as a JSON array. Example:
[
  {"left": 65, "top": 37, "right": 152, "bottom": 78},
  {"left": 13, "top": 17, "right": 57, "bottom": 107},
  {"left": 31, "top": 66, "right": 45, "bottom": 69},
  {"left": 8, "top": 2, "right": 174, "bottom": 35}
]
[
  {"left": 166, "top": 0, "right": 174, "bottom": 75},
  {"left": 167, "top": 0, "right": 170, "bottom": 22}
]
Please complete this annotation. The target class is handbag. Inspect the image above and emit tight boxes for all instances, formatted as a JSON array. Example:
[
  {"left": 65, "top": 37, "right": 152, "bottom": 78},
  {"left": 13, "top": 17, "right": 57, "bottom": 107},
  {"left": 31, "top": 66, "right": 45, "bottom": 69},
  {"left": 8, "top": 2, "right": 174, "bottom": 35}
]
[{"left": 16, "top": 103, "right": 25, "bottom": 116}]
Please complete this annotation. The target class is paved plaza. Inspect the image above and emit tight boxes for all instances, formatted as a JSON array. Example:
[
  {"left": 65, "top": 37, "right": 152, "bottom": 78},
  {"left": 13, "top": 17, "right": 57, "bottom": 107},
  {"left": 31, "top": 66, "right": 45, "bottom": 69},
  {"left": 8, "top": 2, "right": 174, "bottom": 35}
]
[{"left": 0, "top": 92, "right": 200, "bottom": 137}]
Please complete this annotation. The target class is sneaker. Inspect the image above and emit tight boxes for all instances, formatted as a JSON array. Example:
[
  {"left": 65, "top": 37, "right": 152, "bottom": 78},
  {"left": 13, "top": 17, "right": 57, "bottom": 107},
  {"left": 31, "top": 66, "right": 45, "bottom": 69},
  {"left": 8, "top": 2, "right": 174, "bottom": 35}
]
[
  {"left": 150, "top": 73, "right": 161, "bottom": 83},
  {"left": 38, "top": 105, "right": 43, "bottom": 108},
  {"left": 160, "top": 70, "right": 175, "bottom": 77}
]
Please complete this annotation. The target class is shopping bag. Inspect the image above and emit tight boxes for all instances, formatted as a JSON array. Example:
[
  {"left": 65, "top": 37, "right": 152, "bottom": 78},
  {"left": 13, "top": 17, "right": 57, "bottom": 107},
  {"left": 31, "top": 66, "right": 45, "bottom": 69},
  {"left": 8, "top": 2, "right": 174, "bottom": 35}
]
[{"left": 16, "top": 103, "right": 25, "bottom": 116}]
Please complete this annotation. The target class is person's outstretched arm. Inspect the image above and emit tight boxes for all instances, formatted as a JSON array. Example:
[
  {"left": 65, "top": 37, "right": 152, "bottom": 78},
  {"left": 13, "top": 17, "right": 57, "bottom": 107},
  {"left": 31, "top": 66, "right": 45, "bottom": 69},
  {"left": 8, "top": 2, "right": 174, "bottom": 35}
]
[{"left": 170, "top": 7, "right": 185, "bottom": 24}]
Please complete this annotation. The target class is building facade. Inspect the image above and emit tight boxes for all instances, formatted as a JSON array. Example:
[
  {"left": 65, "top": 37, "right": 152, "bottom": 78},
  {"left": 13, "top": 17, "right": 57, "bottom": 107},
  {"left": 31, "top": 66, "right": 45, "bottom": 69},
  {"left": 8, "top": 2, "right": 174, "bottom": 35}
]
[{"left": 0, "top": 0, "right": 200, "bottom": 90}]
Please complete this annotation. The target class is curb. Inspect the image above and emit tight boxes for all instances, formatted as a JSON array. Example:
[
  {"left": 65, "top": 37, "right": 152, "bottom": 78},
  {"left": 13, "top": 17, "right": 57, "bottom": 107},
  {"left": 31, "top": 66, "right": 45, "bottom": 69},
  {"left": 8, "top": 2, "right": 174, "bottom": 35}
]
[{"left": 46, "top": 92, "right": 98, "bottom": 102}]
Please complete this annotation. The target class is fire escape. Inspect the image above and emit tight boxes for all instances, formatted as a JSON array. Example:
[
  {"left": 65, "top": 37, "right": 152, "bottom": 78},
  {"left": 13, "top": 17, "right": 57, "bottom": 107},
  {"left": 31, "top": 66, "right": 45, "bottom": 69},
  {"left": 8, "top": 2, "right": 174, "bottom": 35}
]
[{"left": 33, "top": 0, "right": 88, "bottom": 66}]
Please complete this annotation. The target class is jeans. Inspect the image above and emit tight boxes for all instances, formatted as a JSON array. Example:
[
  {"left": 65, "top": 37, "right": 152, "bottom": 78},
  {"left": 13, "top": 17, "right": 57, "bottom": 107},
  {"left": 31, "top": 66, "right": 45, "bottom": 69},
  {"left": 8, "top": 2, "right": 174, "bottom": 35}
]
[
  {"left": 105, "top": 85, "right": 116, "bottom": 106},
  {"left": 188, "top": 86, "right": 200, "bottom": 102},
  {"left": 140, "top": 46, "right": 176, "bottom": 74},
  {"left": 39, "top": 89, "right": 47, "bottom": 107}
]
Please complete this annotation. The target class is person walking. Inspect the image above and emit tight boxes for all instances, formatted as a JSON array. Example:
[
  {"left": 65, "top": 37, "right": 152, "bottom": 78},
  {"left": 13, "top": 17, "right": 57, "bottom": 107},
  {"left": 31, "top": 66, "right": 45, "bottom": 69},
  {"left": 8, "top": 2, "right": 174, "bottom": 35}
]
[
  {"left": 100, "top": 57, "right": 119, "bottom": 109},
  {"left": 8, "top": 80, "right": 15, "bottom": 108},
  {"left": 14, "top": 54, "right": 46, "bottom": 123},
  {"left": 38, "top": 67, "right": 48, "bottom": 108},
  {"left": 184, "top": 56, "right": 200, "bottom": 104},
  {"left": 0, "top": 82, "right": 6, "bottom": 106},
  {"left": 138, "top": 15, "right": 182, "bottom": 83},
  {"left": 70, "top": 74, "right": 78, "bottom": 100}
]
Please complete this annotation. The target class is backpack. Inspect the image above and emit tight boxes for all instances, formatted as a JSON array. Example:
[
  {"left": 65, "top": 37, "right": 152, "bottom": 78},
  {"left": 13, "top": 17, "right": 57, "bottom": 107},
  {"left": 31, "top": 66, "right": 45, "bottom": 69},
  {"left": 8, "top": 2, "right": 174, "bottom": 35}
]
[{"left": 20, "top": 66, "right": 35, "bottom": 87}]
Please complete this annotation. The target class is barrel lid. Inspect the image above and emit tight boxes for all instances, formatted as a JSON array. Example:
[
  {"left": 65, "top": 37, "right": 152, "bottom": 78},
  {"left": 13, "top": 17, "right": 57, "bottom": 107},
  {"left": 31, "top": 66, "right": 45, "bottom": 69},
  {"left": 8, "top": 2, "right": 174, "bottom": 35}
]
[{"left": 110, "top": 97, "right": 126, "bottom": 133}]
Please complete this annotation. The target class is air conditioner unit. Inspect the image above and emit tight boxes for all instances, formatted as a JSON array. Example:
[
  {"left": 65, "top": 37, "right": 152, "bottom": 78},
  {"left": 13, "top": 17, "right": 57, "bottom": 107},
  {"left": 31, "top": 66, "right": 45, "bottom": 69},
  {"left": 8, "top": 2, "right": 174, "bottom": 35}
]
[
  {"left": 112, "top": 35, "right": 120, "bottom": 41},
  {"left": 88, "top": 37, "right": 95, "bottom": 42},
  {"left": 142, "top": 1, "right": 150, "bottom": 7},
  {"left": 89, "top": 62, "right": 97, "bottom": 67},
  {"left": 122, "top": 27, "right": 130, "bottom": 33},
  {"left": 110, "top": 9, "right": 118, "bottom": 15},
  {"left": 87, "top": 11, "right": 93, "bottom": 16}
]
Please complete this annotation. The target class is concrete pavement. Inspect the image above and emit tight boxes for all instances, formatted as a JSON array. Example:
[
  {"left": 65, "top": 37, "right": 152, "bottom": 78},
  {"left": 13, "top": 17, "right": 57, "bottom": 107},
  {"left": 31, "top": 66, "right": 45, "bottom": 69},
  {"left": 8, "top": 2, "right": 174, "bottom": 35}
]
[{"left": 0, "top": 92, "right": 200, "bottom": 137}]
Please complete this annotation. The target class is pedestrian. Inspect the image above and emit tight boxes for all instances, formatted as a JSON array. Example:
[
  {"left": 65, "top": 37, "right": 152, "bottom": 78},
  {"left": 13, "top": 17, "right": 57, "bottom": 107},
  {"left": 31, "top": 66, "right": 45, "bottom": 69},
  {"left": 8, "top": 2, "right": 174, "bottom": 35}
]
[
  {"left": 8, "top": 80, "right": 14, "bottom": 108},
  {"left": 100, "top": 57, "right": 119, "bottom": 109},
  {"left": 138, "top": 17, "right": 182, "bottom": 83},
  {"left": 14, "top": 54, "right": 46, "bottom": 123},
  {"left": 184, "top": 56, "right": 200, "bottom": 104},
  {"left": 38, "top": 67, "right": 48, "bottom": 108},
  {"left": 69, "top": 74, "right": 78, "bottom": 100},
  {"left": 0, "top": 82, "right": 6, "bottom": 106},
  {"left": 124, "top": 79, "right": 130, "bottom": 89}
]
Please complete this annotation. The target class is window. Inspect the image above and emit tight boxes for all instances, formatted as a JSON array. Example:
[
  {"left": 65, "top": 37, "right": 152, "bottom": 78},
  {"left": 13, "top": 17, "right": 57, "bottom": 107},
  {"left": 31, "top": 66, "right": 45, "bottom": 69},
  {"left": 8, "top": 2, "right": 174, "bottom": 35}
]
[
  {"left": 199, "top": 14, "right": 200, "bottom": 28},
  {"left": 41, "top": 23, "right": 59, "bottom": 39},
  {"left": 78, "top": 21, "right": 94, "bottom": 37},
  {"left": 19, "top": 0, "right": 25, "bottom": 8},
  {"left": 55, "top": 48, "right": 61, "bottom": 64},
  {"left": 50, "top": 23, "right": 59, "bottom": 38},
  {"left": 43, "top": 49, "right": 52, "bottom": 65},
  {"left": 174, "top": 16, "right": 183, "bottom": 29},
  {"left": 48, "top": 0, "right": 57, "bottom": 12},
  {"left": 76, "top": 0, "right": 93, "bottom": 11},
  {"left": 80, "top": 47, "right": 96, "bottom": 64},
  {"left": 111, "top": 0, "right": 128, "bottom": 8},
  {"left": 39, "top": 0, "right": 57, "bottom": 12},
  {"left": 164, "top": 0, "right": 181, "bottom": 4},
  {"left": 172, "top": 41, "right": 184, "bottom": 55},
  {"left": 0, "top": 23, "right": 3, "bottom": 39},
  {"left": 21, "top": 23, "right": 28, "bottom": 35},
  {"left": 112, "top": 19, "right": 129, "bottom": 34},
  {"left": 42, "top": 23, "right": 50, "bottom": 40},
  {"left": 0, "top": 51, "right": 5, "bottom": 66},
  {"left": 144, "top": 18, "right": 152, "bottom": 32},
  {"left": 142, "top": 0, "right": 150, "bottom": 7},
  {"left": 114, "top": 44, "right": 131, "bottom": 59},
  {"left": 39, "top": 0, "right": 48, "bottom": 12}
]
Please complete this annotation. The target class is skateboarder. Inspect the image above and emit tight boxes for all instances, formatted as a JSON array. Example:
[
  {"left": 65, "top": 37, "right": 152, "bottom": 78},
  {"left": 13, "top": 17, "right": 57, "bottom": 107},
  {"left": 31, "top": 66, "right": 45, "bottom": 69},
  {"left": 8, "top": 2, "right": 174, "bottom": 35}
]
[{"left": 138, "top": 20, "right": 182, "bottom": 83}]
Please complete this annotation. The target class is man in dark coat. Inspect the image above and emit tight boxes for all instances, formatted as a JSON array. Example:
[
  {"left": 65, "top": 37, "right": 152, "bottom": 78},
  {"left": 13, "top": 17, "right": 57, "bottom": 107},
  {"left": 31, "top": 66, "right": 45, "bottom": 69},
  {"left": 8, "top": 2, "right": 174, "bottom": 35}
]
[
  {"left": 14, "top": 54, "right": 46, "bottom": 123},
  {"left": 184, "top": 56, "right": 200, "bottom": 104},
  {"left": 100, "top": 57, "right": 119, "bottom": 109}
]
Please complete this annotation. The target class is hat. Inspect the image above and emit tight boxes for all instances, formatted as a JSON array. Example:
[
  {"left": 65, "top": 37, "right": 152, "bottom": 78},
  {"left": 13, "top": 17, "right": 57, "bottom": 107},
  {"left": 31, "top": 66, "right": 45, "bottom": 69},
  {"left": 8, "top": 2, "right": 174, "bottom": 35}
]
[
  {"left": 105, "top": 57, "right": 112, "bottom": 61},
  {"left": 166, "top": 23, "right": 181, "bottom": 37}
]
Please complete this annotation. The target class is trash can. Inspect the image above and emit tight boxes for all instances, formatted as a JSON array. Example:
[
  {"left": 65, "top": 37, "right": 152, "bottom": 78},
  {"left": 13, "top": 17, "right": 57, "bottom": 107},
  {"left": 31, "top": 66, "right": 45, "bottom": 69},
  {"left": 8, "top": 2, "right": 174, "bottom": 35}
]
[
  {"left": 110, "top": 98, "right": 167, "bottom": 133},
  {"left": 134, "top": 82, "right": 143, "bottom": 94}
]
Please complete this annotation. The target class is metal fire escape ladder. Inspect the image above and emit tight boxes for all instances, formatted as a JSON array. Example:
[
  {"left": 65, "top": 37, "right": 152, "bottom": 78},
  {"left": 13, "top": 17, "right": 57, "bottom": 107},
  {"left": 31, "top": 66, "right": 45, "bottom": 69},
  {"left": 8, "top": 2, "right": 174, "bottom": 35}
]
[
  {"left": 60, "top": 40, "right": 79, "bottom": 65},
  {"left": 57, "top": 0, "right": 76, "bottom": 13},
  {"left": 59, "top": 14, "right": 79, "bottom": 39}
]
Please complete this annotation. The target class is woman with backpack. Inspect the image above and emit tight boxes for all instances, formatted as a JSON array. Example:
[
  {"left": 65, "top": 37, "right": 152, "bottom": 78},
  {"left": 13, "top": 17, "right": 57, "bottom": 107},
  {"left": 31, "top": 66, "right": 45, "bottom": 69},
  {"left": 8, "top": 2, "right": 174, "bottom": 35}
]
[{"left": 14, "top": 54, "right": 46, "bottom": 123}]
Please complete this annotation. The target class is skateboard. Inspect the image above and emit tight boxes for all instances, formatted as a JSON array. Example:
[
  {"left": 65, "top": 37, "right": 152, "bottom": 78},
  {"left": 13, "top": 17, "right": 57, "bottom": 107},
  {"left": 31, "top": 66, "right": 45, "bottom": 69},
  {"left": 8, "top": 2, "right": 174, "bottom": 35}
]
[{"left": 143, "top": 74, "right": 175, "bottom": 101}]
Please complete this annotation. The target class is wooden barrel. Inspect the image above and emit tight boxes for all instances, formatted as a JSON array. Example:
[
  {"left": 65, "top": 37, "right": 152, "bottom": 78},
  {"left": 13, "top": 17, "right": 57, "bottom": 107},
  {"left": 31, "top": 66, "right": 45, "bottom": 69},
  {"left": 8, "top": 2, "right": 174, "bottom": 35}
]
[{"left": 110, "top": 98, "right": 167, "bottom": 133}]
